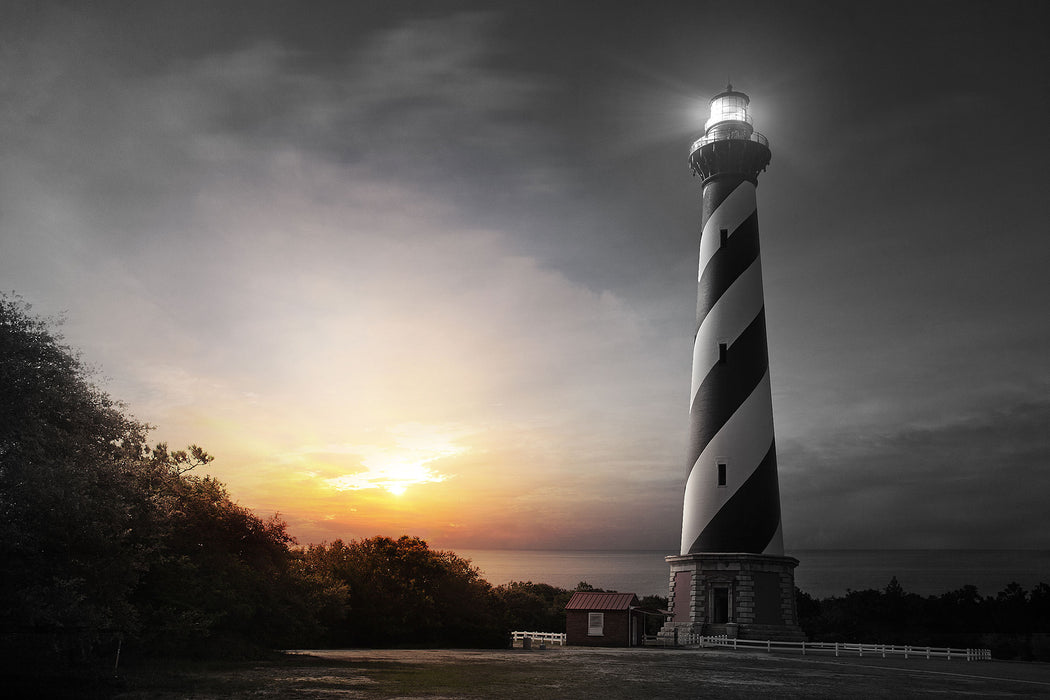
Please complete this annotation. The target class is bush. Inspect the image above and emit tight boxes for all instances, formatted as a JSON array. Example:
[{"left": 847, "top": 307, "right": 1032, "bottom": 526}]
[
  {"left": 303, "top": 536, "right": 504, "bottom": 648},
  {"left": 0, "top": 295, "right": 341, "bottom": 671}
]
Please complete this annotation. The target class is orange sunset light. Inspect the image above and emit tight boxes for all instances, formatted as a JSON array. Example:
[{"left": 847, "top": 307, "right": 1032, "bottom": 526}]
[{"left": 271, "top": 423, "right": 466, "bottom": 497}]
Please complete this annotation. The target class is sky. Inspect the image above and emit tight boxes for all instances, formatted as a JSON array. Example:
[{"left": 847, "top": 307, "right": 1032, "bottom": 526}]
[{"left": 3, "top": 0, "right": 1050, "bottom": 552}]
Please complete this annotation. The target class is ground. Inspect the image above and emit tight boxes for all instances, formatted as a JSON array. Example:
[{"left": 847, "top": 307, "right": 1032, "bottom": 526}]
[{"left": 104, "top": 646, "right": 1050, "bottom": 699}]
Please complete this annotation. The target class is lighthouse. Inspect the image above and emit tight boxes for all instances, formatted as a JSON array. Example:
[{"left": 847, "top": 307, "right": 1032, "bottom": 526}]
[{"left": 663, "top": 86, "right": 803, "bottom": 641}]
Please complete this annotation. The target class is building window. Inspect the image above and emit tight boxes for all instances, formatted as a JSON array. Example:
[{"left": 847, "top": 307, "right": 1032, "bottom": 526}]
[
  {"left": 719, "top": 228, "right": 729, "bottom": 248},
  {"left": 588, "top": 612, "right": 604, "bottom": 636},
  {"left": 718, "top": 342, "right": 727, "bottom": 364},
  {"left": 717, "top": 462, "right": 727, "bottom": 487}
]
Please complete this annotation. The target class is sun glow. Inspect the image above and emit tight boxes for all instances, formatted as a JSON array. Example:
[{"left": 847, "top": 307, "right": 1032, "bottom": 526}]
[
  {"left": 320, "top": 423, "right": 467, "bottom": 496},
  {"left": 326, "top": 459, "right": 451, "bottom": 496}
]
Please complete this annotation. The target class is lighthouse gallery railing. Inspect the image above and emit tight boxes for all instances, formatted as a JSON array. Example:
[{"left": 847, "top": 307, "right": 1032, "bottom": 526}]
[{"left": 690, "top": 130, "right": 769, "bottom": 153}]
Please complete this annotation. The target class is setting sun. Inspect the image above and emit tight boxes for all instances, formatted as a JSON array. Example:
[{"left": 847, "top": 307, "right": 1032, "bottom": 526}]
[
  {"left": 321, "top": 424, "right": 464, "bottom": 496},
  {"left": 325, "top": 458, "right": 452, "bottom": 496}
]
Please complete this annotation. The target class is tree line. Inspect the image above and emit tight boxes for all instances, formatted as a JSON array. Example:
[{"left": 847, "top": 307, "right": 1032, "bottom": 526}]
[{"left": 797, "top": 577, "right": 1050, "bottom": 661}]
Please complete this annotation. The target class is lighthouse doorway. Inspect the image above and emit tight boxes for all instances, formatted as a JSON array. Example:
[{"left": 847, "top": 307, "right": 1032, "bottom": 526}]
[{"left": 711, "top": 586, "right": 730, "bottom": 624}]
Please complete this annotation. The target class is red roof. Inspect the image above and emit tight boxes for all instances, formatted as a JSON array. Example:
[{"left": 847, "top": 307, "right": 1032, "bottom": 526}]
[{"left": 565, "top": 592, "right": 639, "bottom": 611}]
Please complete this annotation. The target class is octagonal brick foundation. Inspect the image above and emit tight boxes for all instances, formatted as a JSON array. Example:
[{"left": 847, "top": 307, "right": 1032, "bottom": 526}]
[{"left": 661, "top": 552, "right": 805, "bottom": 642}]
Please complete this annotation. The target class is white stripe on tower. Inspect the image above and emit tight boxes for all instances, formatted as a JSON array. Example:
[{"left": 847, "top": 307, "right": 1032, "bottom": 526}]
[
  {"left": 689, "top": 256, "right": 765, "bottom": 402},
  {"left": 681, "top": 370, "right": 778, "bottom": 553},
  {"left": 681, "top": 178, "right": 783, "bottom": 557},
  {"left": 697, "top": 181, "right": 760, "bottom": 279}
]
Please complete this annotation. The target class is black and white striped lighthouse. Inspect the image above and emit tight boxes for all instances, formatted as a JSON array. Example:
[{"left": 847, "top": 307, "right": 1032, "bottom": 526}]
[{"left": 664, "top": 86, "right": 803, "bottom": 641}]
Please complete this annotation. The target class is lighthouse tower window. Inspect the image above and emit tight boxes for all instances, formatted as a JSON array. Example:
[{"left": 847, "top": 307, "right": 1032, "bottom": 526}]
[{"left": 717, "top": 462, "right": 727, "bottom": 487}]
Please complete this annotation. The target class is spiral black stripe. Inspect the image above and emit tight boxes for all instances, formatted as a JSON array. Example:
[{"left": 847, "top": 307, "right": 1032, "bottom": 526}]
[
  {"left": 702, "top": 172, "right": 749, "bottom": 214},
  {"left": 687, "top": 308, "right": 769, "bottom": 467},
  {"left": 695, "top": 211, "right": 760, "bottom": 329},
  {"left": 686, "top": 440, "right": 782, "bottom": 554}
]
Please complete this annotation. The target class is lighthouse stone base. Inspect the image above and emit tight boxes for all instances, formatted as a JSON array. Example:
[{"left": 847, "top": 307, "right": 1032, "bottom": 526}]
[{"left": 660, "top": 553, "right": 805, "bottom": 642}]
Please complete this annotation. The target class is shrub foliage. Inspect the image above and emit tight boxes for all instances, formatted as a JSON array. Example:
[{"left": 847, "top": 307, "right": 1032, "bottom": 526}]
[{"left": 0, "top": 296, "right": 343, "bottom": 668}]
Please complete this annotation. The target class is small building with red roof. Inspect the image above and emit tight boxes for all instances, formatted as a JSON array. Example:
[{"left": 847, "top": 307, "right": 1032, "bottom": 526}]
[{"left": 564, "top": 591, "right": 647, "bottom": 647}]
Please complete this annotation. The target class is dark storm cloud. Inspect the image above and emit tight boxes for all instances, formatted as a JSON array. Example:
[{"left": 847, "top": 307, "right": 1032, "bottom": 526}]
[{"left": 780, "top": 392, "right": 1050, "bottom": 548}]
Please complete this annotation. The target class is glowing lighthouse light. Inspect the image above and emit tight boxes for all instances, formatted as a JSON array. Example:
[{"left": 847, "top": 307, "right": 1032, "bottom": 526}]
[
  {"left": 694, "top": 85, "right": 767, "bottom": 152},
  {"left": 705, "top": 87, "right": 752, "bottom": 131}
]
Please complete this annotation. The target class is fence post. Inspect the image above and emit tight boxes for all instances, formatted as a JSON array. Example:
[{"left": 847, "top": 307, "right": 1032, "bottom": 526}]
[
  {"left": 834, "top": 642, "right": 839, "bottom": 657},
  {"left": 926, "top": 646, "right": 930, "bottom": 660},
  {"left": 801, "top": 641, "right": 806, "bottom": 656}
]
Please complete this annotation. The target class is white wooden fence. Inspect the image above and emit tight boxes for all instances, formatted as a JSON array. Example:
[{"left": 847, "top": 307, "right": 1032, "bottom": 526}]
[
  {"left": 521, "top": 628, "right": 991, "bottom": 660},
  {"left": 652, "top": 633, "right": 990, "bottom": 661},
  {"left": 512, "top": 631, "right": 567, "bottom": 647}
]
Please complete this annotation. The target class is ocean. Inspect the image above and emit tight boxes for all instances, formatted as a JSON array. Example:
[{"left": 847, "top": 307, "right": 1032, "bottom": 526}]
[{"left": 457, "top": 549, "right": 1050, "bottom": 599}]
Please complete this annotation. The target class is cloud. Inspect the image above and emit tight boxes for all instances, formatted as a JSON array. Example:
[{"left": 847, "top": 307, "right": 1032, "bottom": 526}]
[
  {"left": 780, "top": 392, "right": 1050, "bottom": 549},
  {"left": 0, "top": 9, "right": 689, "bottom": 549}
]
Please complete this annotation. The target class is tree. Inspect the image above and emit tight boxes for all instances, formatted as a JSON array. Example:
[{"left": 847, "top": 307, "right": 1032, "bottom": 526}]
[
  {"left": 303, "top": 536, "right": 504, "bottom": 647},
  {"left": 1, "top": 294, "right": 151, "bottom": 665},
  {"left": 0, "top": 294, "right": 342, "bottom": 669},
  {"left": 495, "top": 581, "right": 574, "bottom": 633},
  {"left": 130, "top": 472, "right": 340, "bottom": 656}
]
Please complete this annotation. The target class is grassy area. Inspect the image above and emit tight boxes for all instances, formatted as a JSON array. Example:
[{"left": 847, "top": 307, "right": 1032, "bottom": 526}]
[
  {"left": 115, "top": 653, "right": 357, "bottom": 698},
  {"left": 112, "top": 651, "right": 580, "bottom": 698},
  {"left": 4, "top": 652, "right": 336, "bottom": 699},
  {"left": 11, "top": 647, "right": 1050, "bottom": 698}
]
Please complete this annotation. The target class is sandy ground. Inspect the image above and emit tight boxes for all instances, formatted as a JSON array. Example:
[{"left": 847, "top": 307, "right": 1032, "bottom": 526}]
[{"left": 110, "top": 645, "right": 1050, "bottom": 699}]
